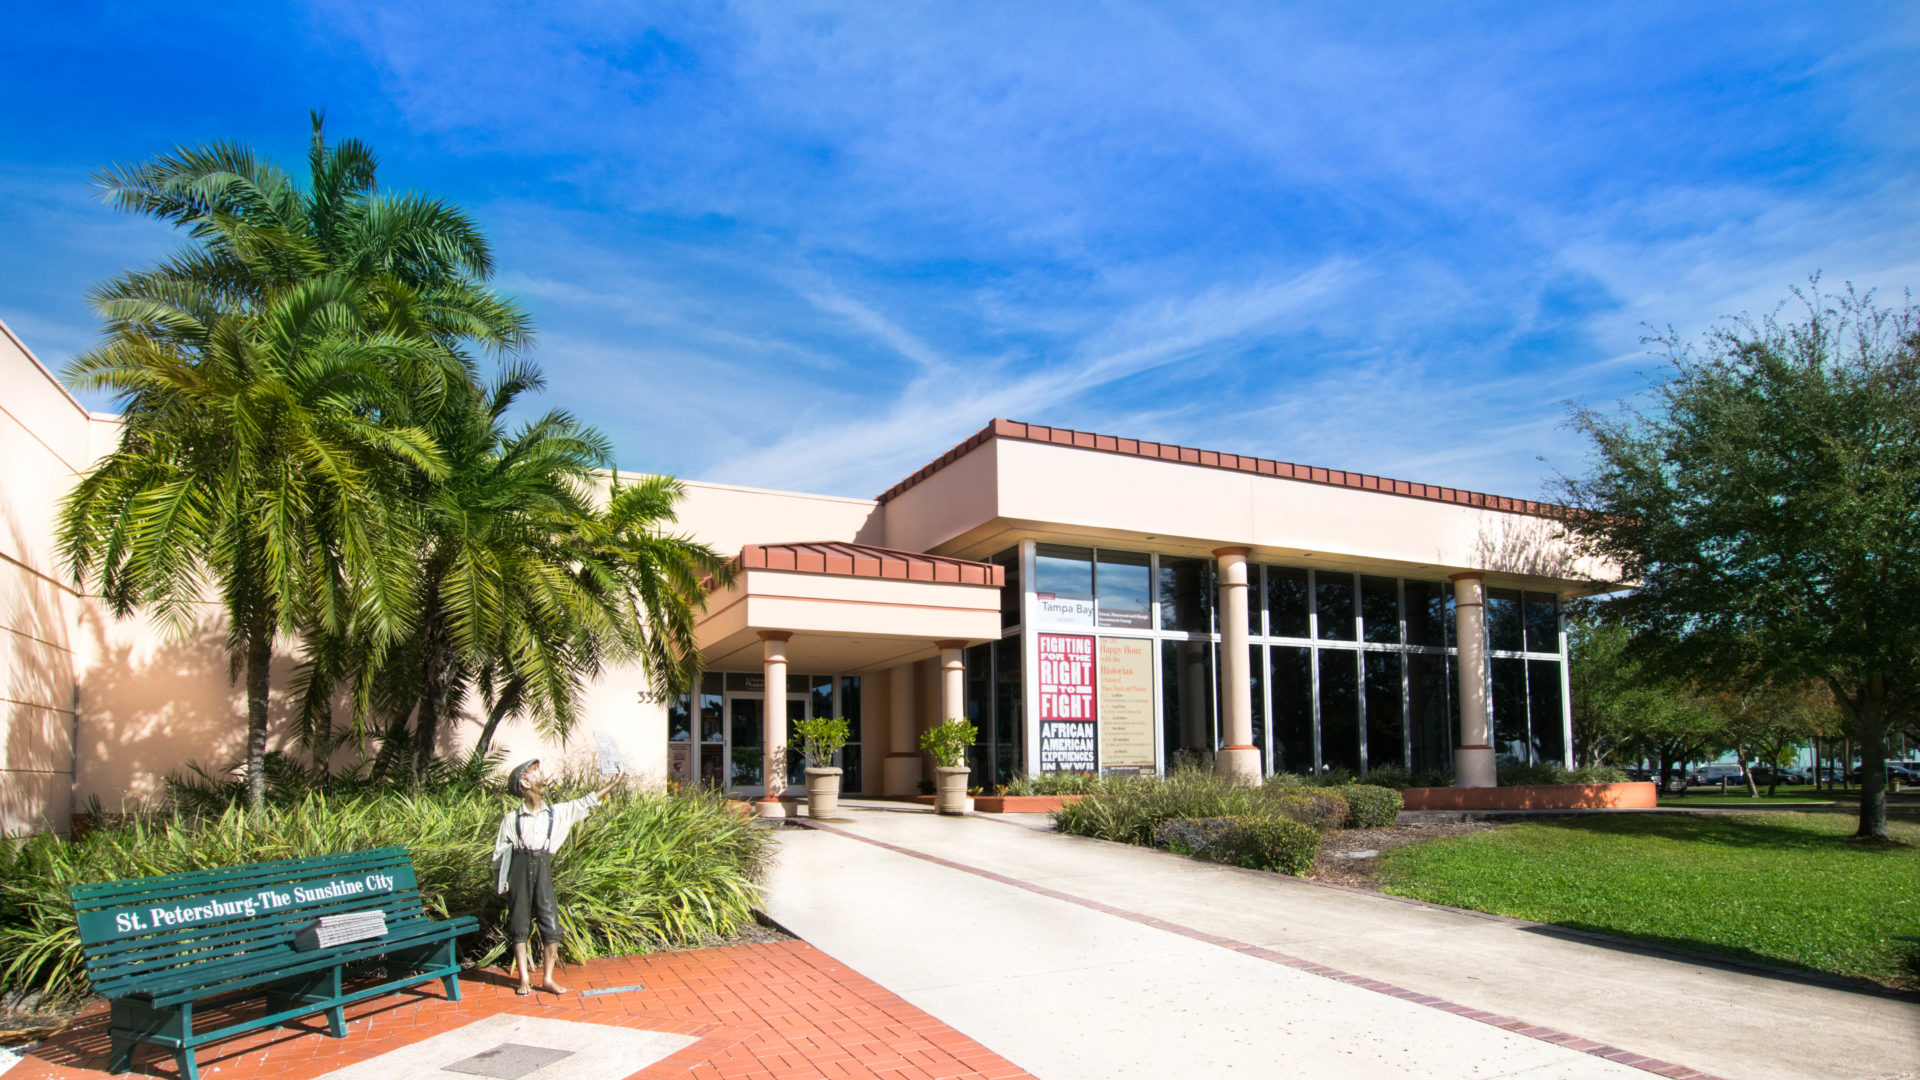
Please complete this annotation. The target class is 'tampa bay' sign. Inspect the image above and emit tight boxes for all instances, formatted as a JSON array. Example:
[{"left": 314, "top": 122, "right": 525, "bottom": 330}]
[{"left": 94, "top": 873, "right": 399, "bottom": 938}]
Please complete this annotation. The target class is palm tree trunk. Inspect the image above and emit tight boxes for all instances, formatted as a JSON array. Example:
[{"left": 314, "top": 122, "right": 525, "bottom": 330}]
[
  {"left": 245, "top": 621, "right": 273, "bottom": 811},
  {"left": 474, "top": 694, "right": 514, "bottom": 760},
  {"left": 415, "top": 601, "right": 451, "bottom": 778}
]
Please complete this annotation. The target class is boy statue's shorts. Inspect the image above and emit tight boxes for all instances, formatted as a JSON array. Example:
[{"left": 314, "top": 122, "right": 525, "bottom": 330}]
[{"left": 506, "top": 848, "right": 561, "bottom": 943}]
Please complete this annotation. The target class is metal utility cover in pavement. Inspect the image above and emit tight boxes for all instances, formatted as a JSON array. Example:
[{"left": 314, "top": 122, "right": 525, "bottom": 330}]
[{"left": 442, "top": 1043, "right": 574, "bottom": 1079}]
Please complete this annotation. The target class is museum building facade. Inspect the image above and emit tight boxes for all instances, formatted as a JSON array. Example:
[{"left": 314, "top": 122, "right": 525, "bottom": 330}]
[
  {"left": 0, "top": 320, "right": 1612, "bottom": 831},
  {"left": 665, "top": 419, "right": 1610, "bottom": 814}
]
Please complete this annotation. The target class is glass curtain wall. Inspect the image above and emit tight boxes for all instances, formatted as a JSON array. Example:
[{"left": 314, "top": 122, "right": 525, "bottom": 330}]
[
  {"left": 1019, "top": 543, "right": 1571, "bottom": 779},
  {"left": 1250, "top": 571, "right": 1566, "bottom": 776}
]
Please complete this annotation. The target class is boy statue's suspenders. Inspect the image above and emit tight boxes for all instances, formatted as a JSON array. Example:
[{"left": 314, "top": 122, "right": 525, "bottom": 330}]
[{"left": 515, "top": 807, "right": 557, "bottom": 852}]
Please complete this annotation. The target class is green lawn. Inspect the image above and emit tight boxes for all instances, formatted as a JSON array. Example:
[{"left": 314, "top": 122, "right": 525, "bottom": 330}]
[{"left": 1377, "top": 810, "right": 1920, "bottom": 989}]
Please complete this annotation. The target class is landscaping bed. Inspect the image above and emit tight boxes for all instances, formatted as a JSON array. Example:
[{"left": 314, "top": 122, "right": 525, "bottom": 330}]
[
  {"left": 0, "top": 784, "right": 774, "bottom": 1006},
  {"left": 1049, "top": 768, "right": 1404, "bottom": 875},
  {"left": 1310, "top": 822, "right": 1496, "bottom": 888},
  {"left": 1373, "top": 809, "right": 1920, "bottom": 990}
]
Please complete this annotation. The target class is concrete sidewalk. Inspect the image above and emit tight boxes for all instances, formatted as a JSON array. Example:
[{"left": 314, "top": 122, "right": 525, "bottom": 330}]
[{"left": 763, "top": 805, "right": 1919, "bottom": 1080}]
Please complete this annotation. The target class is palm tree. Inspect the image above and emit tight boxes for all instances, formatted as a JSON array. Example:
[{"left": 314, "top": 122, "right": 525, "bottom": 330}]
[
  {"left": 334, "top": 364, "right": 734, "bottom": 775},
  {"left": 62, "top": 117, "right": 526, "bottom": 807},
  {"left": 60, "top": 280, "right": 446, "bottom": 809}
]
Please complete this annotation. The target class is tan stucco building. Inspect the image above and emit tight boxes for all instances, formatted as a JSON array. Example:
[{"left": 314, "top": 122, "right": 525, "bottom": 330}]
[{"left": 1, "top": 318, "right": 1606, "bottom": 832}]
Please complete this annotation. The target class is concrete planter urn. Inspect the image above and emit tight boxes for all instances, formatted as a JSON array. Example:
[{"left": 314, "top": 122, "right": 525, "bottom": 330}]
[
  {"left": 933, "top": 766, "right": 972, "bottom": 815},
  {"left": 805, "top": 766, "right": 843, "bottom": 818}
]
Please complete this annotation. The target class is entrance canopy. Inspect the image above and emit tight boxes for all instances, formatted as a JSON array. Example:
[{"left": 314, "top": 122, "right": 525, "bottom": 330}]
[{"left": 696, "top": 541, "right": 1005, "bottom": 673}]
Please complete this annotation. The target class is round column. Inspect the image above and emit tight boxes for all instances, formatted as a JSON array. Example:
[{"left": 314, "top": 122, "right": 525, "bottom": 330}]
[
  {"left": 883, "top": 662, "right": 922, "bottom": 796},
  {"left": 757, "top": 631, "right": 791, "bottom": 817},
  {"left": 1213, "top": 547, "right": 1260, "bottom": 785},
  {"left": 936, "top": 641, "right": 967, "bottom": 726},
  {"left": 1450, "top": 574, "right": 1497, "bottom": 787}
]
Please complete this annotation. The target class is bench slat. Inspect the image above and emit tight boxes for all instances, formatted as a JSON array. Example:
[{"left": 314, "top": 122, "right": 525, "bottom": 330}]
[
  {"left": 77, "top": 860, "right": 423, "bottom": 950},
  {"left": 107, "top": 918, "right": 476, "bottom": 1005},
  {"left": 81, "top": 892, "right": 431, "bottom": 968},
  {"left": 71, "top": 848, "right": 412, "bottom": 906}
]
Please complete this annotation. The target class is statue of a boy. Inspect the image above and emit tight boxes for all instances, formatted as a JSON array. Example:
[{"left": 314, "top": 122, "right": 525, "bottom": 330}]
[{"left": 493, "top": 759, "right": 621, "bottom": 995}]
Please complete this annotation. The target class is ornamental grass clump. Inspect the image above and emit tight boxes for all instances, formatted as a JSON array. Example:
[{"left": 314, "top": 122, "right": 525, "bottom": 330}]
[
  {"left": 1000, "top": 771, "right": 1110, "bottom": 796},
  {"left": 0, "top": 784, "right": 771, "bottom": 1005},
  {"left": 1052, "top": 767, "right": 1269, "bottom": 845}
]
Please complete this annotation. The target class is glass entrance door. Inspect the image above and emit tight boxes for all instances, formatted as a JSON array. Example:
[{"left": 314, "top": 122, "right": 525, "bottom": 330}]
[{"left": 724, "top": 692, "right": 810, "bottom": 797}]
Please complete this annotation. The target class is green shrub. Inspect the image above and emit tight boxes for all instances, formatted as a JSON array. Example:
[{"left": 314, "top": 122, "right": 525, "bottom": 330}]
[
  {"left": 1330, "top": 784, "right": 1404, "bottom": 828},
  {"left": 1001, "top": 772, "right": 1108, "bottom": 796},
  {"left": 1360, "top": 764, "right": 1412, "bottom": 789},
  {"left": 1267, "top": 790, "right": 1349, "bottom": 831},
  {"left": 1150, "top": 816, "right": 1319, "bottom": 875},
  {"left": 1212, "top": 817, "right": 1321, "bottom": 875},
  {"left": 1053, "top": 767, "right": 1268, "bottom": 844},
  {"left": 1408, "top": 767, "right": 1455, "bottom": 788},
  {"left": 1149, "top": 816, "right": 1236, "bottom": 855},
  {"left": 0, "top": 785, "right": 772, "bottom": 1005},
  {"left": 1497, "top": 761, "right": 1566, "bottom": 786},
  {"left": 920, "top": 718, "right": 977, "bottom": 769},
  {"left": 792, "top": 715, "right": 851, "bottom": 768},
  {"left": 1496, "top": 762, "right": 1632, "bottom": 786}
]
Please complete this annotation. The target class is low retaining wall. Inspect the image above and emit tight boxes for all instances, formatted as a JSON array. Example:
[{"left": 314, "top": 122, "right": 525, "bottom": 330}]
[{"left": 1398, "top": 782, "right": 1657, "bottom": 811}]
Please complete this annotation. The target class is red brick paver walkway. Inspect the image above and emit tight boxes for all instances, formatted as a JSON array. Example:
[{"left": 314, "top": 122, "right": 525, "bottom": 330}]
[{"left": 12, "top": 941, "right": 1034, "bottom": 1080}]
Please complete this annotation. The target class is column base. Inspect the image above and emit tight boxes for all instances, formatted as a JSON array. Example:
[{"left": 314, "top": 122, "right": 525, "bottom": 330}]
[
  {"left": 883, "top": 753, "right": 924, "bottom": 798},
  {"left": 753, "top": 796, "right": 788, "bottom": 819},
  {"left": 1453, "top": 746, "right": 1497, "bottom": 788},
  {"left": 1215, "top": 745, "right": 1262, "bottom": 787}
]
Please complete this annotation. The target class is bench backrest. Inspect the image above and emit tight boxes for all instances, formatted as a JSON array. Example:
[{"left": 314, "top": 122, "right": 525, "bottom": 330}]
[{"left": 71, "top": 847, "right": 431, "bottom": 997}]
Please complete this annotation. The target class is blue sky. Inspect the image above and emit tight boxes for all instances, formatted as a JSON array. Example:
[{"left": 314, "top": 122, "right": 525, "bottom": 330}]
[{"left": 4, "top": 2, "right": 1916, "bottom": 500}]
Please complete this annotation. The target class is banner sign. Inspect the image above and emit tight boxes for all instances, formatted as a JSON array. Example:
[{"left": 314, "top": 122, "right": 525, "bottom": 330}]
[
  {"left": 1098, "top": 637, "right": 1156, "bottom": 769},
  {"left": 86, "top": 873, "right": 399, "bottom": 941},
  {"left": 1038, "top": 633, "right": 1098, "bottom": 772}
]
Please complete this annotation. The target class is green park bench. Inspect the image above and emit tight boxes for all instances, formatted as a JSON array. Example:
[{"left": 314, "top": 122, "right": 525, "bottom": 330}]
[{"left": 70, "top": 847, "right": 477, "bottom": 1080}]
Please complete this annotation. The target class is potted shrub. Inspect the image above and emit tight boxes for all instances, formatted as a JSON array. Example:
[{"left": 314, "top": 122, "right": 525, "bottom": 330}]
[
  {"left": 920, "top": 717, "right": 977, "bottom": 815},
  {"left": 792, "top": 715, "right": 852, "bottom": 819}
]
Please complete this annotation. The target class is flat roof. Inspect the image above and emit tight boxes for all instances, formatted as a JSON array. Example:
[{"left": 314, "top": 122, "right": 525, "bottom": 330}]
[{"left": 876, "top": 418, "right": 1575, "bottom": 520}]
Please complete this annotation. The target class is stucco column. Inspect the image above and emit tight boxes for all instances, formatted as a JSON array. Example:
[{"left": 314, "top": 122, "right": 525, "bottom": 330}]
[
  {"left": 1213, "top": 547, "right": 1259, "bottom": 785},
  {"left": 757, "top": 631, "right": 791, "bottom": 817},
  {"left": 1450, "top": 574, "right": 1497, "bottom": 787},
  {"left": 936, "top": 641, "right": 967, "bottom": 727},
  {"left": 883, "top": 662, "right": 922, "bottom": 796}
]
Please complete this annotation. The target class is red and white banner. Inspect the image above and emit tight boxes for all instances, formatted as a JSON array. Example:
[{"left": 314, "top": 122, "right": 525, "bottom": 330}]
[{"left": 1037, "top": 633, "right": 1098, "bottom": 772}]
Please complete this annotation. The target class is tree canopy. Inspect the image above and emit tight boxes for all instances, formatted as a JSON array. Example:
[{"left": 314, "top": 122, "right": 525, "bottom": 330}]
[
  {"left": 1561, "top": 281, "right": 1920, "bottom": 838},
  {"left": 63, "top": 116, "right": 729, "bottom": 804}
]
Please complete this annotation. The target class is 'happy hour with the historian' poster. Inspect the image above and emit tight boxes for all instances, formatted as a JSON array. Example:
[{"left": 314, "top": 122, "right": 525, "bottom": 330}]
[
  {"left": 1037, "top": 633, "right": 1097, "bottom": 772},
  {"left": 1097, "top": 637, "right": 1155, "bottom": 770}
]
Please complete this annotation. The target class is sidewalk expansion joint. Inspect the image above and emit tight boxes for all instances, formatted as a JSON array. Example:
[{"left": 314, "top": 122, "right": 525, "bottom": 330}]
[{"left": 792, "top": 817, "right": 1735, "bottom": 1080}]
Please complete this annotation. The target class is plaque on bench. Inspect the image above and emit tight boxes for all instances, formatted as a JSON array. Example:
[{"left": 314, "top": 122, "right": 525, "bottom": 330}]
[{"left": 294, "top": 909, "right": 389, "bottom": 951}]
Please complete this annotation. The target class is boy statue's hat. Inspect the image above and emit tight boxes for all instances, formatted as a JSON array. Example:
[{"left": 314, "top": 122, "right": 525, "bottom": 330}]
[{"left": 507, "top": 759, "right": 541, "bottom": 798}]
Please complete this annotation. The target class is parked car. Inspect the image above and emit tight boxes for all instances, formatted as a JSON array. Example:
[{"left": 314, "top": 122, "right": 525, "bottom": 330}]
[
  {"left": 1848, "top": 762, "right": 1920, "bottom": 783},
  {"left": 1689, "top": 763, "right": 1747, "bottom": 786},
  {"left": 1750, "top": 766, "right": 1810, "bottom": 786}
]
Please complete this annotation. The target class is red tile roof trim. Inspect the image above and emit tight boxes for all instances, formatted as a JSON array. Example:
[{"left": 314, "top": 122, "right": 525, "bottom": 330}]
[
  {"left": 737, "top": 541, "right": 1005, "bottom": 587},
  {"left": 876, "top": 418, "right": 1576, "bottom": 520}
]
